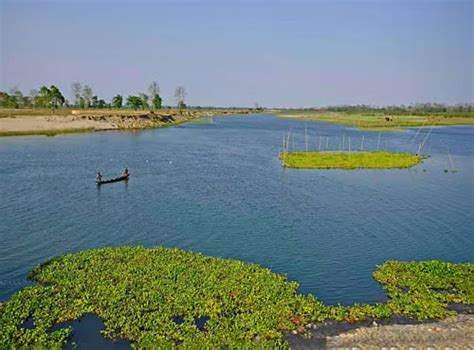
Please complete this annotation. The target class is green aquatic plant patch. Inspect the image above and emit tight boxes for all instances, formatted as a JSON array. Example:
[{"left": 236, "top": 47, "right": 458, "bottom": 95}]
[
  {"left": 0, "top": 247, "right": 472, "bottom": 348},
  {"left": 0, "top": 247, "right": 310, "bottom": 348},
  {"left": 280, "top": 151, "right": 424, "bottom": 169},
  {"left": 374, "top": 260, "right": 474, "bottom": 320}
]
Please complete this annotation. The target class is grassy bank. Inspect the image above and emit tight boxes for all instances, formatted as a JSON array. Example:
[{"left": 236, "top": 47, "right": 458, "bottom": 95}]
[
  {"left": 0, "top": 247, "right": 472, "bottom": 348},
  {"left": 280, "top": 151, "right": 424, "bottom": 169},
  {"left": 0, "top": 128, "right": 97, "bottom": 137},
  {"left": 277, "top": 111, "right": 474, "bottom": 131}
]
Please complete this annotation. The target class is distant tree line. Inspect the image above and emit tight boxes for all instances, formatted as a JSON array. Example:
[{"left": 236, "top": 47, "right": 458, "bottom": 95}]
[
  {"left": 0, "top": 81, "right": 188, "bottom": 111},
  {"left": 0, "top": 85, "right": 65, "bottom": 110},
  {"left": 311, "top": 103, "right": 473, "bottom": 115},
  {"left": 2, "top": 87, "right": 471, "bottom": 114}
]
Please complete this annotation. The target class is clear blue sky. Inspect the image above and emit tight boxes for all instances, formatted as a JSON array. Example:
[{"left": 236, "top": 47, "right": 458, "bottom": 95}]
[{"left": 1, "top": 0, "right": 472, "bottom": 107}]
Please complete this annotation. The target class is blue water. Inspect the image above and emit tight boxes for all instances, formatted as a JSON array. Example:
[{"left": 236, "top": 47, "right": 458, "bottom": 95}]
[{"left": 1, "top": 115, "right": 473, "bottom": 305}]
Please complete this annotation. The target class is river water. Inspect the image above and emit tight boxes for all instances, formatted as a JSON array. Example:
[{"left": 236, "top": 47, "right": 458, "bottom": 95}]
[{"left": 1, "top": 115, "right": 473, "bottom": 305}]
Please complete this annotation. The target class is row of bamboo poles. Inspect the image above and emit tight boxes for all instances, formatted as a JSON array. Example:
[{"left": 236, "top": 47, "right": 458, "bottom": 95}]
[
  {"left": 282, "top": 124, "right": 434, "bottom": 154},
  {"left": 281, "top": 124, "right": 456, "bottom": 171}
]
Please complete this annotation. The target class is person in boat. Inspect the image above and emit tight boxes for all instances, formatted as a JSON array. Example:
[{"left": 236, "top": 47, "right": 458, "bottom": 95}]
[
  {"left": 123, "top": 168, "right": 129, "bottom": 176},
  {"left": 96, "top": 172, "right": 102, "bottom": 182}
]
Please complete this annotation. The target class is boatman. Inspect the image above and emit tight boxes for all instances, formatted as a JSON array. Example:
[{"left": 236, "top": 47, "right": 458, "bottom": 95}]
[
  {"left": 123, "top": 168, "right": 129, "bottom": 176},
  {"left": 96, "top": 172, "right": 102, "bottom": 182}
]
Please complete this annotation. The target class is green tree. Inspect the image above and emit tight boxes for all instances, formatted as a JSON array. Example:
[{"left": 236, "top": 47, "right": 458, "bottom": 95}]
[
  {"left": 126, "top": 95, "right": 143, "bottom": 110},
  {"left": 111, "top": 94, "right": 123, "bottom": 109},
  {"left": 91, "top": 95, "right": 99, "bottom": 108},
  {"left": 33, "top": 85, "right": 64, "bottom": 111},
  {"left": 34, "top": 86, "right": 52, "bottom": 108},
  {"left": 49, "top": 85, "right": 65, "bottom": 110},
  {"left": 0, "top": 92, "right": 18, "bottom": 108},
  {"left": 148, "top": 81, "right": 162, "bottom": 110},
  {"left": 78, "top": 97, "right": 85, "bottom": 109},
  {"left": 139, "top": 93, "right": 149, "bottom": 109},
  {"left": 152, "top": 94, "right": 162, "bottom": 109},
  {"left": 97, "top": 99, "right": 106, "bottom": 108}
]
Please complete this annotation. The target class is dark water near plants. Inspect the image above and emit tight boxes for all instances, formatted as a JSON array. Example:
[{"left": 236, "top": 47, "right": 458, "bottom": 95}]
[
  {"left": 1, "top": 115, "right": 473, "bottom": 306},
  {"left": 49, "top": 314, "right": 131, "bottom": 349}
]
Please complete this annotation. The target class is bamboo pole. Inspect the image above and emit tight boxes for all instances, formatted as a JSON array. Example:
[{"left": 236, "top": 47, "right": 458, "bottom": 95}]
[
  {"left": 286, "top": 128, "right": 292, "bottom": 152},
  {"left": 360, "top": 135, "right": 365, "bottom": 151},
  {"left": 304, "top": 124, "right": 308, "bottom": 152},
  {"left": 410, "top": 119, "right": 428, "bottom": 145},
  {"left": 419, "top": 126, "right": 433, "bottom": 154},
  {"left": 318, "top": 136, "right": 322, "bottom": 151},
  {"left": 448, "top": 148, "right": 456, "bottom": 171},
  {"left": 376, "top": 133, "right": 381, "bottom": 151}
]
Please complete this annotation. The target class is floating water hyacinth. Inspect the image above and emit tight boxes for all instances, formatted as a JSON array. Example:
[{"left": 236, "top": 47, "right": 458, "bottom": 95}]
[{"left": 0, "top": 247, "right": 472, "bottom": 348}]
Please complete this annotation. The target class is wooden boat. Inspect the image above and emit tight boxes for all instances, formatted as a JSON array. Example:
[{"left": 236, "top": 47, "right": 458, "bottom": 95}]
[{"left": 96, "top": 173, "right": 129, "bottom": 185}]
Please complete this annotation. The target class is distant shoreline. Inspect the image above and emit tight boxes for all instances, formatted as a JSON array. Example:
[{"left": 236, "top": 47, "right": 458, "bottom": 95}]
[
  {"left": 277, "top": 111, "right": 474, "bottom": 131},
  {"left": 2, "top": 109, "right": 473, "bottom": 137},
  {"left": 0, "top": 108, "right": 252, "bottom": 137}
]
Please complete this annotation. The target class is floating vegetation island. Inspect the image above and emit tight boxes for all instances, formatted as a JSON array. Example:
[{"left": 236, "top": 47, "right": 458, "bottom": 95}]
[
  {"left": 0, "top": 247, "right": 472, "bottom": 348},
  {"left": 280, "top": 151, "right": 424, "bottom": 169}
]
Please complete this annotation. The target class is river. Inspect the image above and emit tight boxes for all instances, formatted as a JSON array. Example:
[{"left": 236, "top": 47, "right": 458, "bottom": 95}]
[{"left": 1, "top": 115, "right": 472, "bottom": 305}]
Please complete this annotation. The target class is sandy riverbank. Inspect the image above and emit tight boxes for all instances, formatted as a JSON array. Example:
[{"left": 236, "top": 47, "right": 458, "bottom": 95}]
[
  {"left": 327, "top": 314, "right": 474, "bottom": 349},
  {"left": 285, "top": 314, "right": 474, "bottom": 349},
  {"left": 0, "top": 114, "right": 112, "bottom": 132},
  {"left": 0, "top": 109, "right": 251, "bottom": 136}
]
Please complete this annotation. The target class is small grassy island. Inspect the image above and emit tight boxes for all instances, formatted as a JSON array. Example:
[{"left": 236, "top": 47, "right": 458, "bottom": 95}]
[
  {"left": 280, "top": 151, "right": 424, "bottom": 169},
  {"left": 0, "top": 247, "right": 472, "bottom": 348}
]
